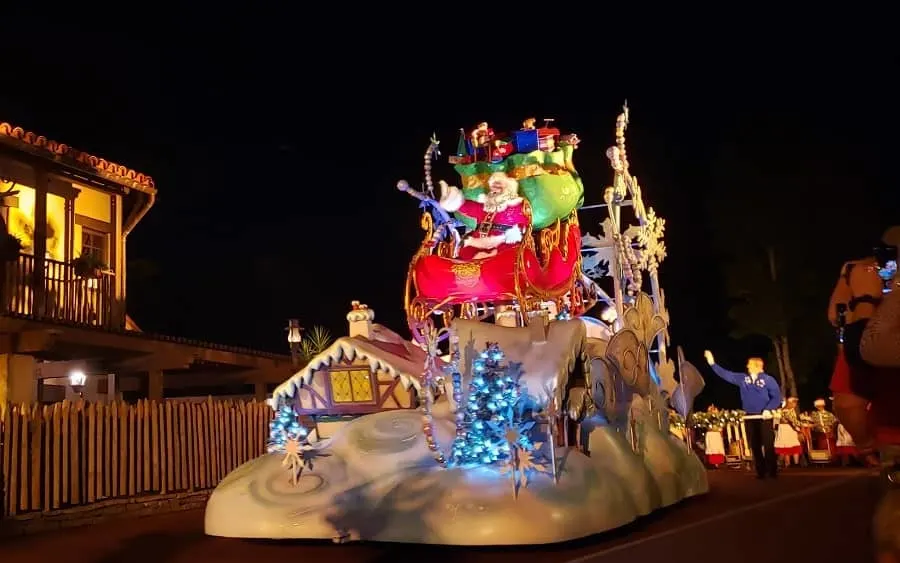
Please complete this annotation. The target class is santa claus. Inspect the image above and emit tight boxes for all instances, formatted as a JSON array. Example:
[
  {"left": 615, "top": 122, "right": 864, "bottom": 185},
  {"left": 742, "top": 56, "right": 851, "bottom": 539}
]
[{"left": 438, "top": 172, "right": 530, "bottom": 261}]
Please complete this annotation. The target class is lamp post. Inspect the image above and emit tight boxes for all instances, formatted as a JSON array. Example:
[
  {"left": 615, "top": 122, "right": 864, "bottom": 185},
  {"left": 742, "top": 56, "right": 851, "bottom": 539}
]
[
  {"left": 287, "top": 319, "right": 304, "bottom": 368},
  {"left": 68, "top": 369, "right": 87, "bottom": 400}
]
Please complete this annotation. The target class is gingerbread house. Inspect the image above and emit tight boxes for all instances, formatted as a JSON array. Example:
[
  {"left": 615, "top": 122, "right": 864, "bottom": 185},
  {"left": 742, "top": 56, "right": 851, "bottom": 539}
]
[{"left": 272, "top": 303, "right": 437, "bottom": 437}]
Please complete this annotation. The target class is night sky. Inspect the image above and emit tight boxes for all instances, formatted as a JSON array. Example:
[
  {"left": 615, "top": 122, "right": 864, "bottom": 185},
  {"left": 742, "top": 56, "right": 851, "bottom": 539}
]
[{"left": 1, "top": 30, "right": 896, "bottom": 407}]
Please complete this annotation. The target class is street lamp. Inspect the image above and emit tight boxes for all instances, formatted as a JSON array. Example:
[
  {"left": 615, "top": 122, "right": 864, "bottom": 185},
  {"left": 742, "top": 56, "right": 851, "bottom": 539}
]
[
  {"left": 68, "top": 369, "right": 87, "bottom": 399},
  {"left": 287, "top": 319, "right": 304, "bottom": 367}
]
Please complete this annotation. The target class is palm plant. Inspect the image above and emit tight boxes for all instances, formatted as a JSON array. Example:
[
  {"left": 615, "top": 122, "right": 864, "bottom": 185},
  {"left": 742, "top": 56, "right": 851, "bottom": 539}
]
[{"left": 300, "top": 325, "right": 333, "bottom": 363}]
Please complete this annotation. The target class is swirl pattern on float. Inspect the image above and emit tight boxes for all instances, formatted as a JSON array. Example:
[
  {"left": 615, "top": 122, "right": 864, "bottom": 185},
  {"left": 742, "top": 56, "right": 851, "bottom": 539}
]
[
  {"left": 247, "top": 450, "right": 349, "bottom": 510},
  {"left": 349, "top": 412, "right": 422, "bottom": 455}
]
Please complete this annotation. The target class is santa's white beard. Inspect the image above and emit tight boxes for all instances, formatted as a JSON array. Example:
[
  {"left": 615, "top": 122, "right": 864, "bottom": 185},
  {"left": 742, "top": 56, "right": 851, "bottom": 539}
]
[{"left": 480, "top": 190, "right": 519, "bottom": 212}]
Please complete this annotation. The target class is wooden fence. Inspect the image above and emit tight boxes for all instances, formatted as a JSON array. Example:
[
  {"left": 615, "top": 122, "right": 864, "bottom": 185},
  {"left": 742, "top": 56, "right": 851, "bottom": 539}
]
[{"left": 1, "top": 399, "right": 271, "bottom": 517}]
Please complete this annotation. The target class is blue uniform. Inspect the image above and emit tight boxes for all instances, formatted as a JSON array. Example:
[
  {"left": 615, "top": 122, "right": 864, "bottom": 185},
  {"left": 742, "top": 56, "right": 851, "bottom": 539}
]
[{"left": 711, "top": 364, "right": 782, "bottom": 415}]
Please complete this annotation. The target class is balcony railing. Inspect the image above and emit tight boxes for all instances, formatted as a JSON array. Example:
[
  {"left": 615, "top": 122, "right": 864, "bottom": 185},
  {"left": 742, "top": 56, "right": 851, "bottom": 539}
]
[{"left": 0, "top": 253, "right": 118, "bottom": 329}]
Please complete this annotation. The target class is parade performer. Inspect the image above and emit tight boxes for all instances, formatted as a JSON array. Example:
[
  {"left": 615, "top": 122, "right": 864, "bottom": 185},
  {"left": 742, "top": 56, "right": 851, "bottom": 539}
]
[
  {"left": 704, "top": 406, "right": 726, "bottom": 468},
  {"left": 438, "top": 172, "right": 529, "bottom": 261},
  {"left": 835, "top": 422, "right": 858, "bottom": 465},
  {"left": 775, "top": 397, "right": 804, "bottom": 467},
  {"left": 810, "top": 398, "right": 837, "bottom": 453},
  {"left": 704, "top": 350, "right": 782, "bottom": 479}
]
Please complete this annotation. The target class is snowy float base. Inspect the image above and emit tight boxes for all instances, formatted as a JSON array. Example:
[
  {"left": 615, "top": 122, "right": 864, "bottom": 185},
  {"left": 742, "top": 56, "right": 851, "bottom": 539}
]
[{"left": 205, "top": 408, "right": 708, "bottom": 545}]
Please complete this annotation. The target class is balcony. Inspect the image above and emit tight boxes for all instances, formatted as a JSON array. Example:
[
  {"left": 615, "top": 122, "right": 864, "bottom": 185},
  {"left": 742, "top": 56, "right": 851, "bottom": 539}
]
[{"left": 0, "top": 253, "right": 119, "bottom": 329}]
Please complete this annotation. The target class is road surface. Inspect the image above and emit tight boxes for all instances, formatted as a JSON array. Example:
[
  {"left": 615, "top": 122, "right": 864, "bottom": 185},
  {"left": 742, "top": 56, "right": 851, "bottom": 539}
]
[{"left": 0, "top": 468, "right": 881, "bottom": 563}]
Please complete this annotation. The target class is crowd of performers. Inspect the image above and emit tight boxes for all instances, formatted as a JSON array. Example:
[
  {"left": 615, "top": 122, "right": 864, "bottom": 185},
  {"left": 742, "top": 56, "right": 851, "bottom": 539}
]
[{"left": 675, "top": 399, "right": 861, "bottom": 469}]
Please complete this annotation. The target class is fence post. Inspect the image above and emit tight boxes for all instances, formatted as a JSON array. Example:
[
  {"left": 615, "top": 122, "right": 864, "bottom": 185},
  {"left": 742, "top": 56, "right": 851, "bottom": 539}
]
[{"left": 0, "top": 408, "right": 5, "bottom": 523}]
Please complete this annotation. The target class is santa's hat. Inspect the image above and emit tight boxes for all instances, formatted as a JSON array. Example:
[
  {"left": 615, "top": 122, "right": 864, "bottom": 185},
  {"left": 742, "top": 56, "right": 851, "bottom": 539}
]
[{"left": 814, "top": 398, "right": 826, "bottom": 407}]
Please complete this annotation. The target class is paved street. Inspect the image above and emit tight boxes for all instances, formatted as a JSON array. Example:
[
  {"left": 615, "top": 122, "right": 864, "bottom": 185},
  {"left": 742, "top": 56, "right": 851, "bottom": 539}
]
[{"left": 0, "top": 468, "right": 881, "bottom": 563}]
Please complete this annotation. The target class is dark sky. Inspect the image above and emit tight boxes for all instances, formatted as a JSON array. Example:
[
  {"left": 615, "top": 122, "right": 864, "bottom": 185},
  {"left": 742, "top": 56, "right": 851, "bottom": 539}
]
[{"left": 1, "top": 29, "right": 897, "bottom": 404}]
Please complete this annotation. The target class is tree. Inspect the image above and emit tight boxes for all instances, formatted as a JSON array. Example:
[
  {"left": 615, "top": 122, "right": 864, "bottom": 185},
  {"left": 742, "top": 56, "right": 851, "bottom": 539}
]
[
  {"left": 300, "top": 326, "right": 333, "bottom": 363},
  {"left": 450, "top": 342, "right": 535, "bottom": 467},
  {"left": 703, "top": 132, "right": 861, "bottom": 400},
  {"left": 719, "top": 245, "right": 799, "bottom": 396}
]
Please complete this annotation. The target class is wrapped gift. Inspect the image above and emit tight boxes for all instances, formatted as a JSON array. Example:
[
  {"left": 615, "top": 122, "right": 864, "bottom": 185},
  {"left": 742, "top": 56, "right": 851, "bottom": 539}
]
[
  {"left": 513, "top": 129, "right": 539, "bottom": 153},
  {"left": 538, "top": 127, "right": 560, "bottom": 151}
]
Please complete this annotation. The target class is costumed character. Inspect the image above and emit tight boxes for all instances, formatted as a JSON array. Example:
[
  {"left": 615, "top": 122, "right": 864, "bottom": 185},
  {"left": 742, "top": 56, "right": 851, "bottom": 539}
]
[
  {"left": 828, "top": 226, "right": 900, "bottom": 467},
  {"left": 438, "top": 172, "right": 529, "bottom": 261},
  {"left": 775, "top": 397, "right": 804, "bottom": 467},
  {"left": 810, "top": 398, "right": 837, "bottom": 454},
  {"left": 704, "top": 405, "right": 726, "bottom": 468},
  {"left": 856, "top": 238, "right": 900, "bottom": 563}
]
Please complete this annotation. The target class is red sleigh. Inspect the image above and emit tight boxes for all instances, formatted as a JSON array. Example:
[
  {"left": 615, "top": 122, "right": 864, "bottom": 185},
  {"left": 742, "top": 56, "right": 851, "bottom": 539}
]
[{"left": 404, "top": 201, "right": 584, "bottom": 342}]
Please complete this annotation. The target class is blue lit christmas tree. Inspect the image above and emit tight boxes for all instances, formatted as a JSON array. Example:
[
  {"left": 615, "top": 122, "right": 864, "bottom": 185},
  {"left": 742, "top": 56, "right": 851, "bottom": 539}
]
[
  {"left": 267, "top": 403, "right": 309, "bottom": 453},
  {"left": 450, "top": 342, "right": 536, "bottom": 467}
]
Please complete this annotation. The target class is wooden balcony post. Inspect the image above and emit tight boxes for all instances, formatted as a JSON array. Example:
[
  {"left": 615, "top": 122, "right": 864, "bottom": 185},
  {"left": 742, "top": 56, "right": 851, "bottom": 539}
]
[{"left": 32, "top": 171, "right": 48, "bottom": 317}]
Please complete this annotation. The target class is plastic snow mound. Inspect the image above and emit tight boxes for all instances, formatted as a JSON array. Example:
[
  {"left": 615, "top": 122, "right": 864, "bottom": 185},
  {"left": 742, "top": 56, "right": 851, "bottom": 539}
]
[{"left": 204, "top": 406, "right": 708, "bottom": 545}]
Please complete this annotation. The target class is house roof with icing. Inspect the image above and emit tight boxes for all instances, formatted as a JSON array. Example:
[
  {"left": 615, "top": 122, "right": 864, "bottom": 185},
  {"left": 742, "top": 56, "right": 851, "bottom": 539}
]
[
  {"left": 272, "top": 323, "right": 442, "bottom": 403},
  {"left": 0, "top": 121, "right": 156, "bottom": 193}
]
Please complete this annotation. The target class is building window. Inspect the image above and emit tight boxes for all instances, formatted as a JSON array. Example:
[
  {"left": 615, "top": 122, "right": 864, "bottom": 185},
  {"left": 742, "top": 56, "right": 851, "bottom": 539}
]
[
  {"left": 81, "top": 228, "right": 107, "bottom": 263},
  {"left": 329, "top": 369, "right": 375, "bottom": 403}
]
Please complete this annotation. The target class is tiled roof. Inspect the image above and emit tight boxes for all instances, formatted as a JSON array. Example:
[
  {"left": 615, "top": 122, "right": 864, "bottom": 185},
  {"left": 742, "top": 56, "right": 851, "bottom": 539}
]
[{"left": 0, "top": 121, "right": 156, "bottom": 192}]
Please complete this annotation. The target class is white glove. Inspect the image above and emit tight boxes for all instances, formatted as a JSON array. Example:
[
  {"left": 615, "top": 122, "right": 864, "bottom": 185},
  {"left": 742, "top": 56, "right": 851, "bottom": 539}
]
[
  {"left": 503, "top": 225, "right": 523, "bottom": 244},
  {"left": 703, "top": 350, "right": 714, "bottom": 366},
  {"left": 762, "top": 410, "right": 774, "bottom": 420}
]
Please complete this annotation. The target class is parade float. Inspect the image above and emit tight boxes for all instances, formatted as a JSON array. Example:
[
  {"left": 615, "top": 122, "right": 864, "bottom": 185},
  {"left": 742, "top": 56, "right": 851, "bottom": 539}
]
[{"left": 204, "top": 106, "right": 709, "bottom": 545}]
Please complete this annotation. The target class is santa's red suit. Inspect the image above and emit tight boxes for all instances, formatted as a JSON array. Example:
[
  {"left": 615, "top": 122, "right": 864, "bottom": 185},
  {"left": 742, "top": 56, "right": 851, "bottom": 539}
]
[{"left": 439, "top": 173, "right": 530, "bottom": 261}]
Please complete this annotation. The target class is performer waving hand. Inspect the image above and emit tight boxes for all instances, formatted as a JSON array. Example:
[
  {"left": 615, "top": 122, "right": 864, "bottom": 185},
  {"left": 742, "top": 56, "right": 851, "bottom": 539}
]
[{"left": 704, "top": 350, "right": 783, "bottom": 479}]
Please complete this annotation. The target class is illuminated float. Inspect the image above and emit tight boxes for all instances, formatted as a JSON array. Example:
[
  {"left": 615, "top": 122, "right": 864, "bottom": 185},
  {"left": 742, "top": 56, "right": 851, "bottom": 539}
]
[{"left": 204, "top": 106, "right": 709, "bottom": 545}]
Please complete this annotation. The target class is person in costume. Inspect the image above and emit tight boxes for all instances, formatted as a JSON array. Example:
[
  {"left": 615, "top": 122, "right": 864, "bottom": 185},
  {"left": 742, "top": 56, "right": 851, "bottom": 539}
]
[
  {"left": 828, "top": 226, "right": 900, "bottom": 466},
  {"left": 438, "top": 172, "right": 529, "bottom": 261},
  {"left": 703, "top": 405, "right": 726, "bottom": 468},
  {"left": 855, "top": 235, "right": 900, "bottom": 563},
  {"left": 704, "top": 350, "right": 782, "bottom": 479},
  {"left": 835, "top": 421, "right": 858, "bottom": 465},
  {"left": 810, "top": 398, "right": 837, "bottom": 454},
  {"left": 775, "top": 397, "right": 804, "bottom": 467}
]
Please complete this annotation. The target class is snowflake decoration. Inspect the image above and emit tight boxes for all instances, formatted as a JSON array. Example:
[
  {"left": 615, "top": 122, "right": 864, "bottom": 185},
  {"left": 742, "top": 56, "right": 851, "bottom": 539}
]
[
  {"left": 282, "top": 437, "right": 330, "bottom": 486},
  {"left": 633, "top": 207, "right": 667, "bottom": 273},
  {"left": 500, "top": 424, "right": 552, "bottom": 499}
]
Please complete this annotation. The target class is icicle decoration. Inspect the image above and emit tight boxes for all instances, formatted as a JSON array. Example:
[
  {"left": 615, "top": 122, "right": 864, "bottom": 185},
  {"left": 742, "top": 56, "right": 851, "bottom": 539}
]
[{"left": 419, "top": 318, "right": 448, "bottom": 466}]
